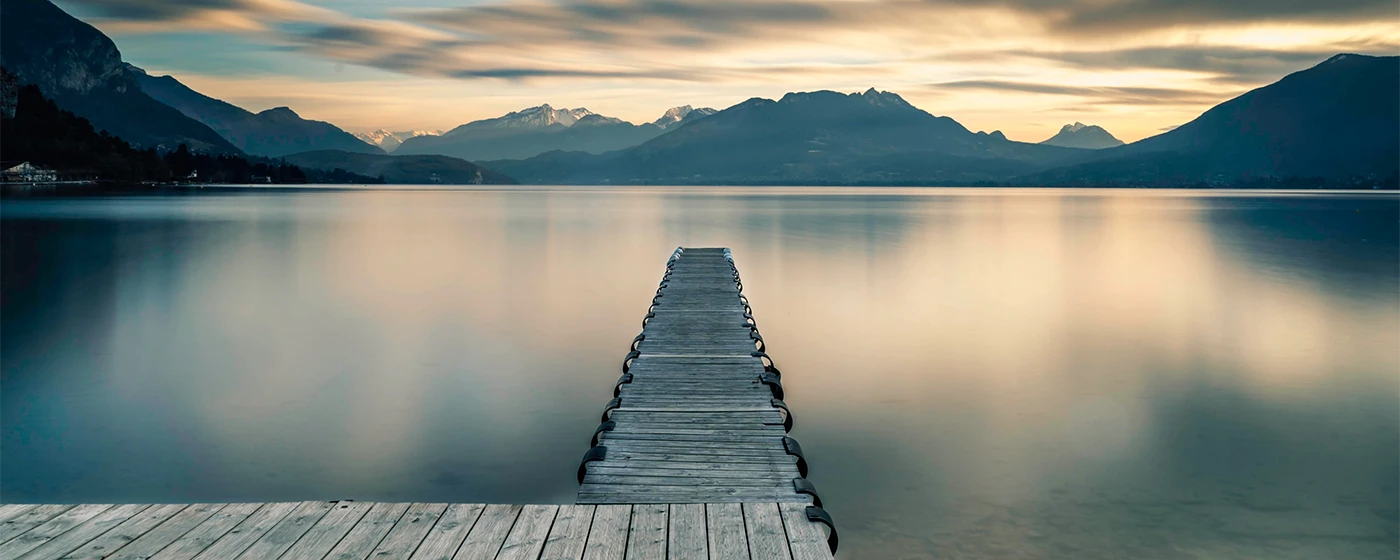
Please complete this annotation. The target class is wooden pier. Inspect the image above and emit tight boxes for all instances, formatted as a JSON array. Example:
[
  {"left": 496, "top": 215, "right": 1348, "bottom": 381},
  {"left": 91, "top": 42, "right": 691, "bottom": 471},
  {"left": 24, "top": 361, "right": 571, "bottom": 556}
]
[{"left": 0, "top": 248, "right": 837, "bottom": 559}]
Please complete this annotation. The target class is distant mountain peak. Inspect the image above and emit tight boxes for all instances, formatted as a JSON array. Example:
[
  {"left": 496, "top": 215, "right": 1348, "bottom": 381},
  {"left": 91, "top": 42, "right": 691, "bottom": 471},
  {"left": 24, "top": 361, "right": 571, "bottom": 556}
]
[
  {"left": 258, "top": 106, "right": 300, "bottom": 118},
  {"left": 653, "top": 105, "right": 716, "bottom": 129},
  {"left": 574, "top": 113, "right": 625, "bottom": 126},
  {"left": 856, "top": 88, "right": 913, "bottom": 108},
  {"left": 353, "top": 129, "right": 441, "bottom": 152},
  {"left": 448, "top": 104, "right": 602, "bottom": 134},
  {"left": 1040, "top": 122, "right": 1124, "bottom": 149}
]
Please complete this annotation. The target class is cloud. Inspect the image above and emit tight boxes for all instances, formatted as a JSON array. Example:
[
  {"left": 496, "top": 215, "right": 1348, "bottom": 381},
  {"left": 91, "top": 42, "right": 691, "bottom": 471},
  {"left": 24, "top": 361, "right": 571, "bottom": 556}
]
[
  {"left": 64, "top": 0, "right": 335, "bottom": 31},
  {"left": 1009, "top": 45, "right": 1386, "bottom": 82},
  {"left": 1024, "top": 0, "right": 1398, "bottom": 34},
  {"left": 64, "top": 0, "right": 1399, "bottom": 88},
  {"left": 933, "top": 79, "right": 1227, "bottom": 106},
  {"left": 56, "top": 0, "right": 1397, "bottom": 142}
]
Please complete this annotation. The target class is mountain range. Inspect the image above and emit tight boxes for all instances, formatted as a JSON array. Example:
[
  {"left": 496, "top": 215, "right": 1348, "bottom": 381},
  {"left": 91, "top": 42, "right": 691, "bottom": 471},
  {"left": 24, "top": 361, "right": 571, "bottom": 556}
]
[
  {"left": 485, "top": 88, "right": 1087, "bottom": 184},
  {"left": 281, "top": 150, "right": 514, "bottom": 185},
  {"left": 354, "top": 129, "right": 443, "bottom": 152},
  {"left": 487, "top": 58, "right": 1397, "bottom": 186},
  {"left": 130, "top": 67, "right": 382, "bottom": 157},
  {"left": 1026, "top": 53, "right": 1398, "bottom": 186},
  {"left": 1040, "top": 123, "right": 1124, "bottom": 149},
  {"left": 0, "top": 0, "right": 237, "bottom": 153},
  {"left": 394, "top": 104, "right": 717, "bottom": 161}
]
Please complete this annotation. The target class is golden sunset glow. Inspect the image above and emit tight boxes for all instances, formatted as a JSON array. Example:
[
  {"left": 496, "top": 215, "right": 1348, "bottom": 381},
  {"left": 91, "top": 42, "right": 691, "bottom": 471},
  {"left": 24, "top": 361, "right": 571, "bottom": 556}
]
[{"left": 55, "top": 0, "right": 1399, "bottom": 142}]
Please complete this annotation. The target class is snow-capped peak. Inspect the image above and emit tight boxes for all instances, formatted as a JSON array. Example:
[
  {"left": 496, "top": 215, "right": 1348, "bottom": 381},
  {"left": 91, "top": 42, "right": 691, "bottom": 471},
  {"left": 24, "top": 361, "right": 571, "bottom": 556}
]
[
  {"left": 654, "top": 105, "right": 717, "bottom": 129},
  {"left": 653, "top": 105, "right": 694, "bottom": 128},
  {"left": 354, "top": 129, "right": 442, "bottom": 151},
  {"left": 1061, "top": 122, "right": 1089, "bottom": 133}
]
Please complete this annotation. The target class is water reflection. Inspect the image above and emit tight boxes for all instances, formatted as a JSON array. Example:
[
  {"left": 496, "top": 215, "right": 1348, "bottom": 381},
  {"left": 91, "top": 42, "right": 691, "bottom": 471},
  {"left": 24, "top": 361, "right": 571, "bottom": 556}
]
[{"left": 3, "top": 188, "right": 1396, "bottom": 558}]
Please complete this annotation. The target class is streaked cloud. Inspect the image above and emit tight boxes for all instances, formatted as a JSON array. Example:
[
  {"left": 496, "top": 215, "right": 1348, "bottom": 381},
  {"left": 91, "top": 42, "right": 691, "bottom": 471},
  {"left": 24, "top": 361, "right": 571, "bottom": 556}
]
[
  {"left": 54, "top": 0, "right": 1400, "bottom": 142},
  {"left": 933, "top": 80, "right": 1225, "bottom": 106}
]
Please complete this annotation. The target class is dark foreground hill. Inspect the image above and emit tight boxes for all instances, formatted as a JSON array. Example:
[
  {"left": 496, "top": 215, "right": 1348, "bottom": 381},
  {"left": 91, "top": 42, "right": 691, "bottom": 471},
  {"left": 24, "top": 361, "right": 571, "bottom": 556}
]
[
  {"left": 282, "top": 150, "right": 517, "bottom": 184},
  {"left": 1024, "top": 54, "right": 1399, "bottom": 186},
  {"left": 0, "top": 0, "right": 239, "bottom": 154},
  {"left": 1, "top": 78, "right": 378, "bottom": 184},
  {"left": 133, "top": 68, "right": 382, "bottom": 158}
]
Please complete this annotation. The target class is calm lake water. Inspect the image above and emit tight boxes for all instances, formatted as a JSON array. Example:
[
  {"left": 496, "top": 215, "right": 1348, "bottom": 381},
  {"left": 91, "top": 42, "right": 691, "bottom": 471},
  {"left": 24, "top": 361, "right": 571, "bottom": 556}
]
[{"left": 2, "top": 187, "right": 1397, "bottom": 558}]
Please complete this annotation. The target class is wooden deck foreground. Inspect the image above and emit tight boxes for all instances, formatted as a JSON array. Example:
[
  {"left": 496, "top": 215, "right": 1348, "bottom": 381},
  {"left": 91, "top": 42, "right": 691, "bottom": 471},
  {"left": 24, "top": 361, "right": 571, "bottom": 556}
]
[
  {"left": 1, "top": 248, "right": 837, "bottom": 559},
  {"left": 0, "top": 501, "right": 832, "bottom": 559}
]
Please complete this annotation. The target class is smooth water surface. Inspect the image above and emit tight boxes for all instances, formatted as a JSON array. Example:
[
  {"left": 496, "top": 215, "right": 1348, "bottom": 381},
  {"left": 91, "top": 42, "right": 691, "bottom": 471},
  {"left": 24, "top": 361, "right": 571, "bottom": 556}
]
[{"left": 3, "top": 187, "right": 1397, "bottom": 558}]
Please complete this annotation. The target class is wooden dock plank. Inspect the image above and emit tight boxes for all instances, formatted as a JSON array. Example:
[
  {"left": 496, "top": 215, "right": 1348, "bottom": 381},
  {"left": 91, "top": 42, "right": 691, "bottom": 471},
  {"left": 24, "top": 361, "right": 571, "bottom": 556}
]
[
  {"left": 16, "top": 504, "right": 149, "bottom": 560},
  {"left": 105, "top": 503, "right": 224, "bottom": 560},
  {"left": 451, "top": 503, "right": 519, "bottom": 559},
  {"left": 233, "top": 500, "right": 334, "bottom": 560},
  {"left": 189, "top": 502, "right": 299, "bottom": 560},
  {"left": 407, "top": 503, "right": 483, "bottom": 560},
  {"left": 778, "top": 504, "right": 833, "bottom": 560},
  {"left": 580, "top": 505, "right": 629, "bottom": 560},
  {"left": 665, "top": 504, "right": 706, "bottom": 560},
  {"left": 323, "top": 502, "right": 411, "bottom": 560},
  {"left": 538, "top": 505, "right": 593, "bottom": 560},
  {"left": 743, "top": 503, "right": 792, "bottom": 560},
  {"left": 279, "top": 500, "right": 374, "bottom": 560},
  {"left": 60, "top": 504, "right": 190, "bottom": 560},
  {"left": 0, "top": 505, "right": 73, "bottom": 544},
  {"left": 624, "top": 505, "right": 666, "bottom": 560},
  {"left": 706, "top": 503, "right": 749, "bottom": 560},
  {"left": 0, "top": 505, "right": 37, "bottom": 526},
  {"left": 150, "top": 502, "right": 264, "bottom": 560},
  {"left": 495, "top": 504, "right": 558, "bottom": 560},
  {"left": 0, "top": 504, "right": 109, "bottom": 558},
  {"left": 368, "top": 502, "right": 448, "bottom": 560}
]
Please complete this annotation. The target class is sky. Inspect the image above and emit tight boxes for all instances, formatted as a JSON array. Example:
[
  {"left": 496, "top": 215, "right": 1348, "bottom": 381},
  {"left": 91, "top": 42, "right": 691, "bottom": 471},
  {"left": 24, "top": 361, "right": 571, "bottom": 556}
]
[{"left": 56, "top": 0, "right": 1399, "bottom": 143}]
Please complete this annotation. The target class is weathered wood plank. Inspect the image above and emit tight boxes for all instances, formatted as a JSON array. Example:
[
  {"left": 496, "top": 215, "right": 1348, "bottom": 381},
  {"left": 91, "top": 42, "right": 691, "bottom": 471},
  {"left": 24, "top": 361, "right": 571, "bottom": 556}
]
[
  {"left": 587, "top": 466, "right": 799, "bottom": 478},
  {"left": 583, "top": 475, "right": 794, "bottom": 487},
  {"left": 17, "top": 504, "right": 149, "bottom": 560},
  {"left": 665, "top": 504, "right": 705, "bottom": 560},
  {"left": 580, "top": 505, "right": 629, "bottom": 560},
  {"left": 778, "top": 503, "right": 833, "bottom": 560},
  {"left": 368, "top": 502, "right": 448, "bottom": 560},
  {"left": 0, "top": 505, "right": 73, "bottom": 544},
  {"left": 538, "top": 505, "right": 593, "bottom": 560},
  {"left": 279, "top": 500, "right": 374, "bottom": 560},
  {"left": 150, "top": 502, "right": 264, "bottom": 560},
  {"left": 189, "top": 502, "right": 299, "bottom": 560},
  {"left": 624, "top": 504, "right": 666, "bottom": 560},
  {"left": 106, "top": 503, "right": 225, "bottom": 560},
  {"left": 407, "top": 503, "right": 483, "bottom": 560},
  {"left": 0, "top": 505, "right": 37, "bottom": 525},
  {"left": 706, "top": 503, "right": 749, "bottom": 560},
  {"left": 233, "top": 501, "right": 334, "bottom": 560},
  {"left": 0, "top": 504, "right": 109, "bottom": 558},
  {"left": 323, "top": 502, "right": 411, "bottom": 560},
  {"left": 595, "top": 439, "right": 785, "bottom": 450},
  {"left": 743, "top": 503, "right": 792, "bottom": 560},
  {"left": 60, "top": 504, "right": 190, "bottom": 560},
  {"left": 451, "top": 503, "right": 519, "bottom": 559},
  {"left": 495, "top": 505, "right": 558, "bottom": 560}
]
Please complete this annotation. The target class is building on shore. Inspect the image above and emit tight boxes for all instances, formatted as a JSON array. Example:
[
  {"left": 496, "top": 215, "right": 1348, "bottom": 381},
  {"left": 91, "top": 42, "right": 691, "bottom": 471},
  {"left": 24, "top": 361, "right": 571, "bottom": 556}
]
[{"left": 1, "top": 161, "right": 58, "bottom": 183}]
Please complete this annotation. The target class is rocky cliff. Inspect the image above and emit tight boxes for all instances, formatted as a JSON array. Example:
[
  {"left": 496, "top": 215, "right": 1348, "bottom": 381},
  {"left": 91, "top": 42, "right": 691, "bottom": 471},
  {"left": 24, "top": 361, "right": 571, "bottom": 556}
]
[
  {"left": 0, "top": 0, "right": 238, "bottom": 153},
  {"left": 1, "top": 69, "right": 18, "bottom": 119}
]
